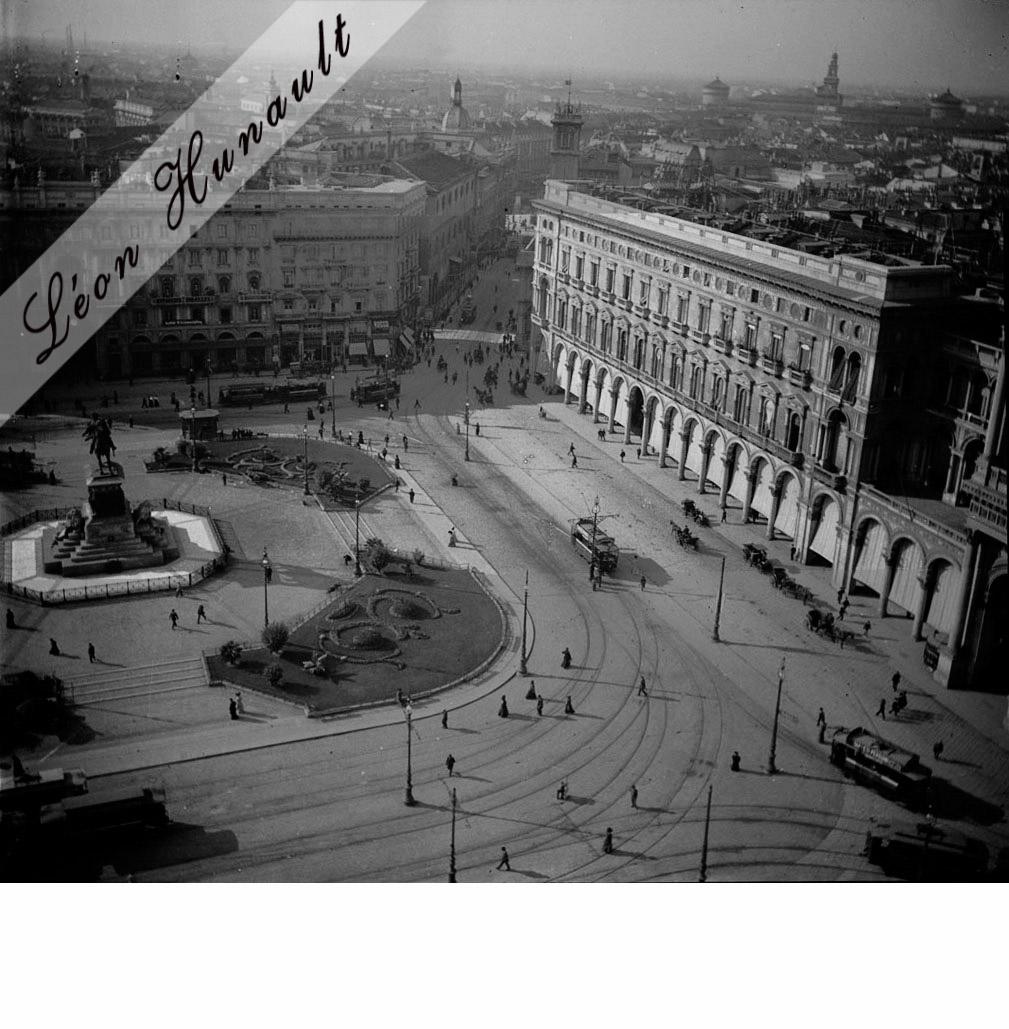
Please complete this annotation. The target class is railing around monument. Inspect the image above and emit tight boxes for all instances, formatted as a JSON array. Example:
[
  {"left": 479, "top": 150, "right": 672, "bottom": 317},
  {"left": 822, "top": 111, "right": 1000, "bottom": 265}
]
[{"left": 0, "top": 507, "right": 78, "bottom": 537}]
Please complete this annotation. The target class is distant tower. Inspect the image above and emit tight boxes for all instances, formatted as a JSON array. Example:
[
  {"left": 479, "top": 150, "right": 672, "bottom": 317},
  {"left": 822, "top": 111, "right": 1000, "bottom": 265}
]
[
  {"left": 816, "top": 52, "right": 841, "bottom": 104},
  {"left": 550, "top": 80, "right": 583, "bottom": 180}
]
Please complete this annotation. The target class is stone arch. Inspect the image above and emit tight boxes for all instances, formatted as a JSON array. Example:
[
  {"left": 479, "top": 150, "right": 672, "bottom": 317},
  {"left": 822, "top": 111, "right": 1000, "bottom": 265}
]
[
  {"left": 680, "top": 415, "right": 704, "bottom": 480},
  {"left": 922, "top": 557, "right": 959, "bottom": 641},
  {"left": 887, "top": 536, "right": 925, "bottom": 617},
  {"left": 961, "top": 435, "right": 984, "bottom": 485},
  {"left": 704, "top": 427, "right": 726, "bottom": 491},
  {"left": 749, "top": 455, "right": 776, "bottom": 524},
  {"left": 724, "top": 439, "right": 749, "bottom": 504},
  {"left": 644, "top": 393, "right": 664, "bottom": 453},
  {"left": 808, "top": 491, "right": 842, "bottom": 566},
  {"left": 624, "top": 382, "right": 646, "bottom": 440},
  {"left": 578, "top": 355, "right": 595, "bottom": 414},
  {"left": 607, "top": 373, "right": 628, "bottom": 432},
  {"left": 772, "top": 468, "right": 802, "bottom": 539},
  {"left": 822, "top": 407, "right": 850, "bottom": 473},
  {"left": 970, "top": 571, "right": 1008, "bottom": 691},
  {"left": 537, "top": 275, "right": 550, "bottom": 319},
  {"left": 850, "top": 516, "right": 890, "bottom": 597}
]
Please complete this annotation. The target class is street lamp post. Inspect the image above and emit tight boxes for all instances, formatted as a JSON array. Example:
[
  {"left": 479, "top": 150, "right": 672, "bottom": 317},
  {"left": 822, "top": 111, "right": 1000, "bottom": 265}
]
[
  {"left": 464, "top": 400, "right": 470, "bottom": 461},
  {"left": 330, "top": 371, "right": 336, "bottom": 438},
  {"left": 767, "top": 659, "right": 785, "bottom": 774},
  {"left": 190, "top": 405, "right": 197, "bottom": 471},
  {"left": 303, "top": 423, "right": 310, "bottom": 495},
  {"left": 713, "top": 553, "right": 726, "bottom": 642},
  {"left": 699, "top": 784, "right": 713, "bottom": 882},
  {"left": 354, "top": 499, "right": 362, "bottom": 577},
  {"left": 520, "top": 570, "right": 529, "bottom": 675},
  {"left": 449, "top": 787, "right": 458, "bottom": 882},
  {"left": 261, "top": 547, "right": 271, "bottom": 628},
  {"left": 404, "top": 702, "right": 417, "bottom": 806}
]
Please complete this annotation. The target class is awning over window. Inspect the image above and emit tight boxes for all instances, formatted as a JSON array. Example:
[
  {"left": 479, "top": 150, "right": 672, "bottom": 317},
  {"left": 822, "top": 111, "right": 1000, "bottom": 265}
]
[
  {"left": 348, "top": 340, "right": 369, "bottom": 356},
  {"left": 398, "top": 332, "right": 415, "bottom": 351},
  {"left": 372, "top": 338, "right": 391, "bottom": 357}
]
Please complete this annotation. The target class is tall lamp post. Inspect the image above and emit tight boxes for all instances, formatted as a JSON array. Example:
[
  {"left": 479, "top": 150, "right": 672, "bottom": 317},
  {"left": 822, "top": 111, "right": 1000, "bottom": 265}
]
[
  {"left": 767, "top": 659, "right": 785, "bottom": 774},
  {"left": 330, "top": 370, "right": 336, "bottom": 438},
  {"left": 261, "top": 547, "right": 272, "bottom": 628},
  {"left": 449, "top": 787, "right": 458, "bottom": 882},
  {"left": 190, "top": 404, "right": 197, "bottom": 472},
  {"left": 520, "top": 570, "right": 529, "bottom": 675},
  {"left": 205, "top": 359, "right": 212, "bottom": 408},
  {"left": 354, "top": 498, "right": 362, "bottom": 576},
  {"left": 302, "top": 423, "right": 310, "bottom": 495},
  {"left": 464, "top": 400, "right": 470, "bottom": 461},
  {"left": 712, "top": 553, "right": 726, "bottom": 642},
  {"left": 404, "top": 702, "right": 417, "bottom": 806},
  {"left": 699, "top": 784, "right": 713, "bottom": 882}
]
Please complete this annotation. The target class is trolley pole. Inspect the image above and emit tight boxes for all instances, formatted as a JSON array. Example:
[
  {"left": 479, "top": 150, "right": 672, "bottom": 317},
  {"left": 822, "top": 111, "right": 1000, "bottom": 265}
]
[
  {"left": 699, "top": 784, "right": 712, "bottom": 882},
  {"left": 713, "top": 553, "right": 725, "bottom": 642},
  {"left": 767, "top": 658, "right": 785, "bottom": 774},
  {"left": 520, "top": 570, "right": 529, "bottom": 675},
  {"left": 449, "top": 787, "right": 458, "bottom": 882}
]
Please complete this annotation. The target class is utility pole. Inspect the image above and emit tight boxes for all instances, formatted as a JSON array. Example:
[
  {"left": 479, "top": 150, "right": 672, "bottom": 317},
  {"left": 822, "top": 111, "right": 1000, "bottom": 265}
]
[
  {"left": 354, "top": 499, "right": 362, "bottom": 577},
  {"left": 768, "top": 658, "right": 785, "bottom": 775},
  {"left": 404, "top": 702, "right": 416, "bottom": 806},
  {"left": 303, "top": 423, "right": 310, "bottom": 495},
  {"left": 330, "top": 370, "right": 336, "bottom": 438},
  {"left": 449, "top": 787, "right": 457, "bottom": 882},
  {"left": 190, "top": 405, "right": 197, "bottom": 471},
  {"left": 520, "top": 570, "right": 529, "bottom": 675},
  {"left": 713, "top": 553, "right": 726, "bottom": 642},
  {"left": 699, "top": 784, "right": 712, "bottom": 882}
]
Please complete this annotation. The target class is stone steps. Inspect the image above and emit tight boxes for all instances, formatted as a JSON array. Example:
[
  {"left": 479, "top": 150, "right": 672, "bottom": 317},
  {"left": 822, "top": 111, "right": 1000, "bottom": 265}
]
[{"left": 65, "top": 656, "right": 207, "bottom": 704}]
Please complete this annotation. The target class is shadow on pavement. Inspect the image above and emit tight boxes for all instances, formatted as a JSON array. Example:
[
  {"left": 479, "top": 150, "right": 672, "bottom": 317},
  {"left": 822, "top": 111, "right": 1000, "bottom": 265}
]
[{"left": 928, "top": 780, "right": 1005, "bottom": 826}]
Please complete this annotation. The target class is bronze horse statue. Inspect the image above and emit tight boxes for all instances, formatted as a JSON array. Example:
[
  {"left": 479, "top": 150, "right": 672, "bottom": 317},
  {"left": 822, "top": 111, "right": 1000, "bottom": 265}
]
[{"left": 83, "top": 416, "right": 120, "bottom": 475}]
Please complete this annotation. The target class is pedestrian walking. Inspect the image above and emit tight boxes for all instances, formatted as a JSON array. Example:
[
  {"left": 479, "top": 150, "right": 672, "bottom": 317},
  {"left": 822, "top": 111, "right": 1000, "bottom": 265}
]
[
  {"left": 603, "top": 827, "right": 614, "bottom": 854},
  {"left": 441, "top": 709, "right": 448, "bottom": 729},
  {"left": 836, "top": 589, "right": 844, "bottom": 605},
  {"left": 564, "top": 695, "right": 575, "bottom": 715},
  {"left": 816, "top": 707, "right": 826, "bottom": 727},
  {"left": 525, "top": 680, "right": 537, "bottom": 700},
  {"left": 496, "top": 847, "right": 511, "bottom": 871},
  {"left": 561, "top": 647, "right": 572, "bottom": 669},
  {"left": 818, "top": 722, "right": 827, "bottom": 743},
  {"left": 720, "top": 507, "right": 727, "bottom": 524},
  {"left": 498, "top": 695, "right": 509, "bottom": 718},
  {"left": 876, "top": 698, "right": 886, "bottom": 719},
  {"left": 5, "top": 608, "right": 15, "bottom": 629},
  {"left": 891, "top": 672, "right": 901, "bottom": 692},
  {"left": 630, "top": 784, "right": 638, "bottom": 809},
  {"left": 49, "top": 637, "right": 60, "bottom": 655},
  {"left": 87, "top": 642, "right": 96, "bottom": 663},
  {"left": 640, "top": 574, "right": 647, "bottom": 591},
  {"left": 176, "top": 582, "right": 184, "bottom": 599},
  {"left": 571, "top": 453, "right": 578, "bottom": 468},
  {"left": 638, "top": 676, "right": 648, "bottom": 697},
  {"left": 169, "top": 609, "right": 179, "bottom": 630},
  {"left": 569, "top": 442, "right": 575, "bottom": 456},
  {"left": 222, "top": 473, "right": 227, "bottom": 486},
  {"left": 536, "top": 696, "right": 544, "bottom": 717},
  {"left": 620, "top": 449, "right": 626, "bottom": 462},
  {"left": 863, "top": 620, "right": 871, "bottom": 637},
  {"left": 197, "top": 604, "right": 206, "bottom": 624},
  {"left": 636, "top": 447, "right": 641, "bottom": 460},
  {"left": 409, "top": 489, "right": 415, "bottom": 504},
  {"left": 402, "top": 434, "right": 409, "bottom": 451},
  {"left": 446, "top": 754, "right": 456, "bottom": 777},
  {"left": 933, "top": 740, "right": 944, "bottom": 762},
  {"left": 235, "top": 692, "right": 245, "bottom": 716},
  {"left": 229, "top": 698, "right": 239, "bottom": 720}
]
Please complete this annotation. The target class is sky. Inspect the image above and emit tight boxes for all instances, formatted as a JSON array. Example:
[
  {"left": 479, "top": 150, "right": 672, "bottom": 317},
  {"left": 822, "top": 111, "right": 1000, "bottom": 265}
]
[{"left": 7, "top": 0, "right": 1009, "bottom": 95}]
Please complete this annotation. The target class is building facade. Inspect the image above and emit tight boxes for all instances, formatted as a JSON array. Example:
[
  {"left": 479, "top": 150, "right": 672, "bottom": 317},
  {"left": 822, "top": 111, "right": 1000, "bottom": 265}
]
[
  {"left": 531, "top": 180, "right": 1005, "bottom": 689},
  {"left": 82, "top": 177, "right": 426, "bottom": 377}
]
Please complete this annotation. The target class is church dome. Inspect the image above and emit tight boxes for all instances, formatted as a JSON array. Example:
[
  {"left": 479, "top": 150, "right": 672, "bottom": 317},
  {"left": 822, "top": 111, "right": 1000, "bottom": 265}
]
[{"left": 441, "top": 76, "right": 471, "bottom": 132}]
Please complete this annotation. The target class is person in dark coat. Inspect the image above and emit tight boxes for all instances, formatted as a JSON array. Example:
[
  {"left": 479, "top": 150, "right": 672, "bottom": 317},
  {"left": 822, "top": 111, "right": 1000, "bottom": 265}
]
[
  {"left": 536, "top": 696, "right": 544, "bottom": 716},
  {"left": 498, "top": 695, "right": 509, "bottom": 718},
  {"left": 525, "top": 680, "right": 537, "bottom": 700},
  {"left": 876, "top": 698, "right": 886, "bottom": 719},
  {"left": 638, "top": 677, "right": 648, "bottom": 697},
  {"left": 445, "top": 754, "right": 456, "bottom": 777},
  {"left": 87, "top": 642, "right": 96, "bottom": 663},
  {"left": 229, "top": 698, "right": 239, "bottom": 720},
  {"left": 933, "top": 740, "right": 944, "bottom": 762},
  {"left": 169, "top": 609, "right": 179, "bottom": 630},
  {"left": 441, "top": 709, "right": 448, "bottom": 729},
  {"left": 49, "top": 638, "right": 60, "bottom": 656},
  {"left": 564, "top": 695, "right": 575, "bottom": 715},
  {"left": 561, "top": 647, "right": 572, "bottom": 669},
  {"left": 603, "top": 827, "right": 614, "bottom": 854},
  {"left": 496, "top": 847, "right": 511, "bottom": 871},
  {"left": 5, "top": 609, "right": 15, "bottom": 629},
  {"left": 816, "top": 707, "right": 826, "bottom": 727},
  {"left": 630, "top": 784, "right": 638, "bottom": 809},
  {"left": 730, "top": 751, "right": 741, "bottom": 771}
]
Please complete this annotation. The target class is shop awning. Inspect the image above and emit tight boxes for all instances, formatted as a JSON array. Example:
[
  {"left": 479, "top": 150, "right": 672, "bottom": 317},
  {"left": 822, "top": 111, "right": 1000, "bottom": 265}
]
[
  {"left": 398, "top": 332, "right": 415, "bottom": 351},
  {"left": 348, "top": 340, "right": 369, "bottom": 356},
  {"left": 372, "top": 338, "right": 391, "bottom": 357}
]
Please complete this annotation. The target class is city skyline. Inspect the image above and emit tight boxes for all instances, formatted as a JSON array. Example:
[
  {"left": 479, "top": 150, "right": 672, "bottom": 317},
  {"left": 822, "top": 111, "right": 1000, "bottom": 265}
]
[{"left": 6, "top": 0, "right": 1009, "bottom": 97}]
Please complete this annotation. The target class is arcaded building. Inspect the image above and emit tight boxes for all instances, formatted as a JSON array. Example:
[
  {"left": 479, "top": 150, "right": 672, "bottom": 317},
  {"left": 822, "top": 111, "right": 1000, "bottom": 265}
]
[{"left": 530, "top": 180, "right": 1005, "bottom": 690}]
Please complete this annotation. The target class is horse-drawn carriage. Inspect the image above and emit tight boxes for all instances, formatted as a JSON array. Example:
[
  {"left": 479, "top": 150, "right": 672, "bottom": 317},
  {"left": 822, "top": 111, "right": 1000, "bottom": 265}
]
[{"left": 669, "top": 519, "right": 699, "bottom": 550}]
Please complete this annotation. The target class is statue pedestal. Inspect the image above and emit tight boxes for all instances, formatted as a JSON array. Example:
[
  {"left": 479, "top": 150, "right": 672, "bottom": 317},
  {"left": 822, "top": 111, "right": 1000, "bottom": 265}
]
[{"left": 43, "top": 471, "right": 178, "bottom": 576}]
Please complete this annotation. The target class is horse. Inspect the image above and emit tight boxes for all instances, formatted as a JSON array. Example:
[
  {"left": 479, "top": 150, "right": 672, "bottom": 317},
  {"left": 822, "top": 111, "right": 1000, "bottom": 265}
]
[{"left": 83, "top": 417, "right": 119, "bottom": 475}]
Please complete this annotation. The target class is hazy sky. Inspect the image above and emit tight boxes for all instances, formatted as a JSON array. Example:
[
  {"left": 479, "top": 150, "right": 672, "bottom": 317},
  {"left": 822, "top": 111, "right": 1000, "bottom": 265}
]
[{"left": 8, "top": 0, "right": 1009, "bottom": 94}]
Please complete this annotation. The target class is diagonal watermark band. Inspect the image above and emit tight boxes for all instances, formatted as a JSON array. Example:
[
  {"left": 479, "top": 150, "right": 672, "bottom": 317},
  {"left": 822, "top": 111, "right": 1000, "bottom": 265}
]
[{"left": 0, "top": 1, "right": 425, "bottom": 426}]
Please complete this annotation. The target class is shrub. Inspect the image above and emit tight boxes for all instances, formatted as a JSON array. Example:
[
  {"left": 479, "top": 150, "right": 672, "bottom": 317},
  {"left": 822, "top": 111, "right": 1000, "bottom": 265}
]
[
  {"left": 261, "top": 621, "right": 290, "bottom": 653},
  {"left": 364, "top": 537, "right": 391, "bottom": 571},
  {"left": 359, "top": 477, "right": 371, "bottom": 494},
  {"left": 219, "top": 640, "right": 242, "bottom": 664},
  {"left": 264, "top": 662, "right": 284, "bottom": 687},
  {"left": 412, "top": 549, "right": 425, "bottom": 566}
]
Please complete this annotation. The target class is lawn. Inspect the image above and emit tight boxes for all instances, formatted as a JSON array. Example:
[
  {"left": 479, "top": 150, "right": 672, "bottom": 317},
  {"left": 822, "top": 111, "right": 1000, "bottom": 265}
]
[{"left": 206, "top": 565, "right": 504, "bottom": 715}]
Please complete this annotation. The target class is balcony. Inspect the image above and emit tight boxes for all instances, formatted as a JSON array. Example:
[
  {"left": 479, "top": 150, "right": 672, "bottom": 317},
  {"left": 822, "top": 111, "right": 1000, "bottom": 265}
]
[
  {"left": 650, "top": 312, "right": 670, "bottom": 330},
  {"left": 813, "top": 461, "right": 847, "bottom": 492},
  {"left": 615, "top": 297, "right": 632, "bottom": 312},
  {"left": 787, "top": 365, "right": 813, "bottom": 390},
  {"left": 711, "top": 335, "right": 733, "bottom": 356},
  {"left": 153, "top": 295, "right": 185, "bottom": 306},
  {"left": 239, "top": 290, "right": 273, "bottom": 303},
  {"left": 761, "top": 352, "right": 784, "bottom": 377},
  {"left": 962, "top": 463, "right": 1007, "bottom": 536}
]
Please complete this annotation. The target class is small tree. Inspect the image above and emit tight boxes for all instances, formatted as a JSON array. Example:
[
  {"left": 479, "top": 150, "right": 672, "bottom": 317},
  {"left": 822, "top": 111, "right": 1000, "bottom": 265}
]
[
  {"left": 219, "top": 640, "right": 242, "bottom": 665},
  {"left": 264, "top": 662, "right": 284, "bottom": 687},
  {"left": 261, "top": 621, "right": 290, "bottom": 653},
  {"left": 364, "top": 537, "right": 391, "bottom": 572}
]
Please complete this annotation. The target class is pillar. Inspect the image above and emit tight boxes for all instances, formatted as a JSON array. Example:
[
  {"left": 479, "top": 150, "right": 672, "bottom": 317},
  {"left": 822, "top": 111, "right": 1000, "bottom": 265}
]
[
  {"left": 578, "top": 371, "right": 589, "bottom": 415},
  {"left": 766, "top": 482, "right": 782, "bottom": 541},
  {"left": 298, "top": 327, "right": 305, "bottom": 363},
  {"left": 677, "top": 429, "right": 689, "bottom": 481},
  {"left": 593, "top": 381, "right": 603, "bottom": 423},
  {"left": 608, "top": 389, "right": 618, "bottom": 433},
  {"left": 741, "top": 469, "right": 756, "bottom": 523},
  {"left": 698, "top": 441, "right": 711, "bottom": 495},
  {"left": 912, "top": 571, "right": 931, "bottom": 641},
  {"left": 878, "top": 553, "right": 897, "bottom": 618},
  {"left": 948, "top": 535, "right": 980, "bottom": 659},
  {"left": 659, "top": 420, "right": 669, "bottom": 469},
  {"left": 564, "top": 363, "right": 574, "bottom": 405},
  {"left": 718, "top": 454, "right": 732, "bottom": 510},
  {"left": 623, "top": 414, "right": 632, "bottom": 445}
]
